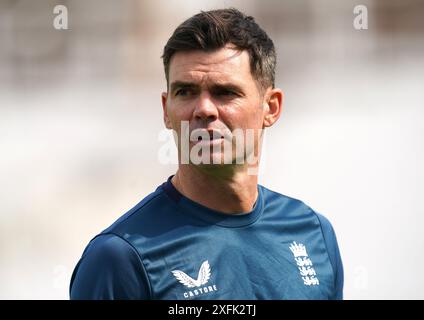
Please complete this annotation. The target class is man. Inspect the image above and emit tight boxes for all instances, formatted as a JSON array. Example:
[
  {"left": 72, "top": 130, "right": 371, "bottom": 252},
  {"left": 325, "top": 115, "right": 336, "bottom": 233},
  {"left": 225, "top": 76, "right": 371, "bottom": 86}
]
[{"left": 70, "top": 8, "right": 343, "bottom": 300}]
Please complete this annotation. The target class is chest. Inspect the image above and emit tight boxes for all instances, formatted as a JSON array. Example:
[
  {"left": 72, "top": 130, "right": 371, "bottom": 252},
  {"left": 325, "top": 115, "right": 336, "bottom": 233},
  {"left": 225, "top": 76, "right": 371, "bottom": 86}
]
[{"left": 138, "top": 227, "right": 335, "bottom": 300}]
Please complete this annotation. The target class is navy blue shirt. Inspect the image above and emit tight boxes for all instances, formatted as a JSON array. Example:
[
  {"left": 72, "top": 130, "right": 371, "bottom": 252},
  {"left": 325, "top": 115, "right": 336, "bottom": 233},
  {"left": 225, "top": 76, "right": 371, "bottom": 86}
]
[{"left": 70, "top": 176, "right": 343, "bottom": 300}]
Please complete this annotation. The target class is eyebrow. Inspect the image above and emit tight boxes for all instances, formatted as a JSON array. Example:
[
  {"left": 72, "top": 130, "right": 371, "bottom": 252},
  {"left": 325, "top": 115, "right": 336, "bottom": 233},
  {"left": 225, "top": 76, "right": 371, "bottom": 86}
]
[
  {"left": 211, "top": 83, "right": 244, "bottom": 94},
  {"left": 170, "top": 81, "right": 198, "bottom": 94},
  {"left": 170, "top": 81, "right": 245, "bottom": 95}
]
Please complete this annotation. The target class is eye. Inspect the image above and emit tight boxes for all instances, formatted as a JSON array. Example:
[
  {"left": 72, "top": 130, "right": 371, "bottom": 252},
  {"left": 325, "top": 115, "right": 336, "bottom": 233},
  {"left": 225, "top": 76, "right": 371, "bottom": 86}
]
[
  {"left": 215, "top": 89, "right": 238, "bottom": 97},
  {"left": 175, "top": 88, "right": 189, "bottom": 97}
]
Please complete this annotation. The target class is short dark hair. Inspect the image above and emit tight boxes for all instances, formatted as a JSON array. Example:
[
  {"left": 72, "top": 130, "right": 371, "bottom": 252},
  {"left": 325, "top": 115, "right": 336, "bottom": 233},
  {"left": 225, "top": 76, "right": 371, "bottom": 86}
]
[{"left": 162, "top": 8, "right": 276, "bottom": 90}]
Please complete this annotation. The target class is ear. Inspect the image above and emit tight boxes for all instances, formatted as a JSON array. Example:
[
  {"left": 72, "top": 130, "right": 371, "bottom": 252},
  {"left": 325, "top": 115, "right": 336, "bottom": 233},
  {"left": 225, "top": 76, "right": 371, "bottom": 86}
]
[
  {"left": 161, "top": 92, "right": 172, "bottom": 129},
  {"left": 263, "top": 88, "right": 283, "bottom": 128}
]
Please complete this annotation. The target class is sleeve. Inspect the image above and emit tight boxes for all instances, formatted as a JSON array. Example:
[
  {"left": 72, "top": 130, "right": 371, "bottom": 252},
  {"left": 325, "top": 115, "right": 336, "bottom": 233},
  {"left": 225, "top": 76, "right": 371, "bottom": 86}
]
[
  {"left": 69, "top": 233, "right": 151, "bottom": 300},
  {"left": 316, "top": 213, "right": 344, "bottom": 300}
]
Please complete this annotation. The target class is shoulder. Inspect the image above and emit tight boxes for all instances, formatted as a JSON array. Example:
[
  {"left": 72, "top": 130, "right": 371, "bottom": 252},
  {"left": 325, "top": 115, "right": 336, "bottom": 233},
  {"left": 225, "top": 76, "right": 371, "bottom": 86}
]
[
  {"left": 259, "top": 184, "right": 316, "bottom": 218},
  {"left": 102, "top": 184, "right": 170, "bottom": 235},
  {"left": 70, "top": 233, "right": 151, "bottom": 299},
  {"left": 313, "top": 212, "right": 344, "bottom": 299},
  {"left": 261, "top": 184, "right": 340, "bottom": 255},
  {"left": 259, "top": 186, "right": 338, "bottom": 230},
  {"left": 314, "top": 212, "right": 338, "bottom": 241},
  {"left": 80, "top": 233, "right": 140, "bottom": 263},
  {"left": 70, "top": 183, "right": 175, "bottom": 299}
]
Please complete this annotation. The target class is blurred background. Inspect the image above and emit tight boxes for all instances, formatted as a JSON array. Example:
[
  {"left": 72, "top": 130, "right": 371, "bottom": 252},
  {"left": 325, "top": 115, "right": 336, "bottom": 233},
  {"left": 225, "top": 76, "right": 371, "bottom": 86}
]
[{"left": 0, "top": 0, "right": 423, "bottom": 299}]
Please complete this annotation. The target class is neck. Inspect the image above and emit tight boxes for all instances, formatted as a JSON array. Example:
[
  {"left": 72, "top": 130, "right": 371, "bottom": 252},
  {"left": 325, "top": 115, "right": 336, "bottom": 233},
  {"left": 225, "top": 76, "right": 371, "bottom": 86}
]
[{"left": 171, "top": 164, "right": 259, "bottom": 214}]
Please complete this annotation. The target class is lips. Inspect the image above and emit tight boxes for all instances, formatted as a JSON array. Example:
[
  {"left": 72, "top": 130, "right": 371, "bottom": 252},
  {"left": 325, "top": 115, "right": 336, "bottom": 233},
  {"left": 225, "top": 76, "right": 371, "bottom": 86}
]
[{"left": 191, "top": 129, "right": 227, "bottom": 145}]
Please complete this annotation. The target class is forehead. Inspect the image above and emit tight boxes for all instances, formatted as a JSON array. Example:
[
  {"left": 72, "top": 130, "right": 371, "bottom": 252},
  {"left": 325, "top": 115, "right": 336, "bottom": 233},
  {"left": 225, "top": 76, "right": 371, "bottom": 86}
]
[{"left": 168, "top": 46, "right": 254, "bottom": 85}]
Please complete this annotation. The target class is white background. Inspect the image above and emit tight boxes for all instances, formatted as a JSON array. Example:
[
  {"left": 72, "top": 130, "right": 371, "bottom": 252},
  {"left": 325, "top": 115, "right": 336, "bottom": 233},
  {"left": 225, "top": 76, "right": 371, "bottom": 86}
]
[{"left": 0, "top": 0, "right": 423, "bottom": 299}]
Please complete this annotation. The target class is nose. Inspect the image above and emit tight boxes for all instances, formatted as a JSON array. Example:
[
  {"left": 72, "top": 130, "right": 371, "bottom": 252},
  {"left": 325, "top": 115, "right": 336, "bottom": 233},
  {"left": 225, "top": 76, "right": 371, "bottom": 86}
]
[{"left": 193, "top": 92, "right": 218, "bottom": 122}]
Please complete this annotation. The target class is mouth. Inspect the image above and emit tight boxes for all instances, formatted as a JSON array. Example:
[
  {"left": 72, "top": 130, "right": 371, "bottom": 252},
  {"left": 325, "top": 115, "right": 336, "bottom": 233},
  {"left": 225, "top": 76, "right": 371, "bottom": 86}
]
[{"left": 192, "top": 130, "right": 227, "bottom": 145}]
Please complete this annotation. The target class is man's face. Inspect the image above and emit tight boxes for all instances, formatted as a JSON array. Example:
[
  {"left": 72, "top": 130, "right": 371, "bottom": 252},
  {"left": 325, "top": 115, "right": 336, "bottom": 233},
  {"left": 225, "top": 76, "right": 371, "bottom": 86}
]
[{"left": 162, "top": 45, "right": 275, "bottom": 166}]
